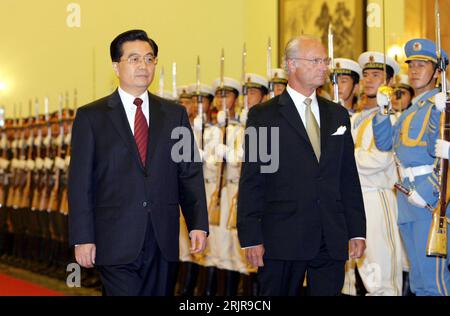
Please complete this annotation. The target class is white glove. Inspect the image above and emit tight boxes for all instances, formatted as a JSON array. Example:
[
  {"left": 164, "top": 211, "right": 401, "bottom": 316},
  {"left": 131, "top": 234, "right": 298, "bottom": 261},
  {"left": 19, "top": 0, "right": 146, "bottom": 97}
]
[
  {"left": 193, "top": 115, "right": 203, "bottom": 132},
  {"left": 43, "top": 135, "right": 51, "bottom": 147},
  {"left": 44, "top": 157, "right": 53, "bottom": 170},
  {"left": 11, "top": 140, "right": 17, "bottom": 149},
  {"left": 35, "top": 157, "right": 44, "bottom": 170},
  {"left": 65, "top": 155, "right": 71, "bottom": 168},
  {"left": 237, "top": 147, "right": 245, "bottom": 161},
  {"left": 16, "top": 159, "right": 26, "bottom": 169},
  {"left": 34, "top": 136, "right": 42, "bottom": 147},
  {"left": 377, "top": 90, "right": 391, "bottom": 114},
  {"left": 240, "top": 109, "right": 249, "bottom": 125},
  {"left": 54, "top": 134, "right": 63, "bottom": 146},
  {"left": 408, "top": 190, "right": 428, "bottom": 208},
  {"left": 205, "top": 160, "right": 217, "bottom": 171},
  {"left": 435, "top": 139, "right": 450, "bottom": 159},
  {"left": 215, "top": 143, "right": 228, "bottom": 160},
  {"left": 197, "top": 149, "right": 205, "bottom": 162},
  {"left": 434, "top": 92, "right": 447, "bottom": 112},
  {"left": 0, "top": 158, "right": 10, "bottom": 170},
  {"left": 64, "top": 133, "right": 72, "bottom": 145},
  {"left": 26, "top": 159, "right": 35, "bottom": 171},
  {"left": 217, "top": 111, "right": 226, "bottom": 125},
  {"left": 26, "top": 137, "right": 33, "bottom": 147},
  {"left": 55, "top": 156, "right": 65, "bottom": 170},
  {"left": 11, "top": 158, "right": 19, "bottom": 169}
]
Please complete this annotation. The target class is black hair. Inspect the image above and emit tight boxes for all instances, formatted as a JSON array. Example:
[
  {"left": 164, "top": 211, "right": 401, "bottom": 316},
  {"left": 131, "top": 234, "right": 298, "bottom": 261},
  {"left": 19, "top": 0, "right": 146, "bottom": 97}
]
[
  {"left": 110, "top": 29, "right": 158, "bottom": 62},
  {"left": 333, "top": 73, "right": 360, "bottom": 85},
  {"left": 385, "top": 66, "right": 394, "bottom": 82}
]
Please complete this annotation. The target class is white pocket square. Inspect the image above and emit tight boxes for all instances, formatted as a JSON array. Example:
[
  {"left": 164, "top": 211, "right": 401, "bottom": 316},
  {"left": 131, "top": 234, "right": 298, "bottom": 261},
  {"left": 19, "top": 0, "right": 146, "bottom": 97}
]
[{"left": 331, "top": 126, "right": 347, "bottom": 136}]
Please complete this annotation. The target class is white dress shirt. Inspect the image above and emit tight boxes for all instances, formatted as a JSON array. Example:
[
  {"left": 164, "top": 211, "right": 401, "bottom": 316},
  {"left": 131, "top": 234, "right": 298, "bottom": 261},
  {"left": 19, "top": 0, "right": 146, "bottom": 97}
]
[
  {"left": 118, "top": 87, "right": 150, "bottom": 134},
  {"left": 286, "top": 85, "right": 321, "bottom": 128}
]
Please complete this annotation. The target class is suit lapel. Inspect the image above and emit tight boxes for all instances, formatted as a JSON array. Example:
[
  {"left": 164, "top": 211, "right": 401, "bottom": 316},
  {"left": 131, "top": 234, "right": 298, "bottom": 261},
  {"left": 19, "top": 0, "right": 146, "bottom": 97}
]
[
  {"left": 318, "top": 96, "right": 331, "bottom": 159},
  {"left": 107, "top": 90, "right": 144, "bottom": 171},
  {"left": 145, "top": 92, "right": 165, "bottom": 175},
  {"left": 278, "top": 90, "right": 310, "bottom": 145}
]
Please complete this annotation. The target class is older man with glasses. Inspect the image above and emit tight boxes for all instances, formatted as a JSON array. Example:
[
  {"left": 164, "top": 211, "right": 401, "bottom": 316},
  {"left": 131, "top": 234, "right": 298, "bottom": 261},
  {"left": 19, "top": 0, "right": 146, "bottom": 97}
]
[{"left": 237, "top": 35, "right": 366, "bottom": 296}]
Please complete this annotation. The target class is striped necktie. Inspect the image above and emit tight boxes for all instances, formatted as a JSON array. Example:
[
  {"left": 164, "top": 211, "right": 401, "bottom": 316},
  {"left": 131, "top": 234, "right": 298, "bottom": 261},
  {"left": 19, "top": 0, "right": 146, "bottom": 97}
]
[{"left": 133, "top": 97, "right": 148, "bottom": 166}]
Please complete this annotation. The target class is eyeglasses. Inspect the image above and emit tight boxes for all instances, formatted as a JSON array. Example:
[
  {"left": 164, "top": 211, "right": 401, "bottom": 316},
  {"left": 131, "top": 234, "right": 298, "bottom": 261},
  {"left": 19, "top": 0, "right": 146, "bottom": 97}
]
[
  {"left": 291, "top": 57, "right": 331, "bottom": 66},
  {"left": 120, "top": 54, "right": 157, "bottom": 65}
]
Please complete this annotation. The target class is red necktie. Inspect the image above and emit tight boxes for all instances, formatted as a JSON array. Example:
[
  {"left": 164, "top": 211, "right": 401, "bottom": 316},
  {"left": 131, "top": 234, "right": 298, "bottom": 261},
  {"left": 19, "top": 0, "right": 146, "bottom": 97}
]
[{"left": 133, "top": 98, "right": 148, "bottom": 166}]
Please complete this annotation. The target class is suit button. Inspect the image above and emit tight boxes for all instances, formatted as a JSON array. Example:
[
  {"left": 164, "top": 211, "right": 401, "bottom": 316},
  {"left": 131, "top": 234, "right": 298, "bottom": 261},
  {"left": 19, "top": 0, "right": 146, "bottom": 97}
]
[{"left": 143, "top": 201, "right": 148, "bottom": 208}]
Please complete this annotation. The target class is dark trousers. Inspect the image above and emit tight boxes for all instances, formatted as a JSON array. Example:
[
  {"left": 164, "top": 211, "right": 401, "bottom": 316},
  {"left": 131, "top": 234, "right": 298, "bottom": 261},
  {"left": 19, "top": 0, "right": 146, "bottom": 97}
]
[
  {"left": 258, "top": 240, "right": 345, "bottom": 296},
  {"left": 97, "top": 214, "right": 177, "bottom": 296}
]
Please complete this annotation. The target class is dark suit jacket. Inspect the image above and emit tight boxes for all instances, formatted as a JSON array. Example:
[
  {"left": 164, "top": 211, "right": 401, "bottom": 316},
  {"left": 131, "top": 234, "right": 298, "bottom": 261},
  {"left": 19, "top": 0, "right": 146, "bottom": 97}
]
[
  {"left": 237, "top": 90, "right": 366, "bottom": 261},
  {"left": 68, "top": 90, "right": 208, "bottom": 265}
]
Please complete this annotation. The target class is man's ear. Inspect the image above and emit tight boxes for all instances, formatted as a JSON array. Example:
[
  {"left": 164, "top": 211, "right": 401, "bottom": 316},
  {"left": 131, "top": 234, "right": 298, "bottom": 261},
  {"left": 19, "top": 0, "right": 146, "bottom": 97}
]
[
  {"left": 387, "top": 77, "right": 394, "bottom": 86},
  {"left": 287, "top": 59, "right": 296, "bottom": 74},
  {"left": 112, "top": 62, "right": 119, "bottom": 76},
  {"left": 433, "top": 67, "right": 440, "bottom": 80},
  {"left": 352, "top": 83, "right": 359, "bottom": 96}
]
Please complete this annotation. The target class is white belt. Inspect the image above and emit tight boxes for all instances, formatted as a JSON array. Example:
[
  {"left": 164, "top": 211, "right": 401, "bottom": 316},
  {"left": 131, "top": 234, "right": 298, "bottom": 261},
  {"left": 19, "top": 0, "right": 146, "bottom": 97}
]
[{"left": 399, "top": 164, "right": 434, "bottom": 182}]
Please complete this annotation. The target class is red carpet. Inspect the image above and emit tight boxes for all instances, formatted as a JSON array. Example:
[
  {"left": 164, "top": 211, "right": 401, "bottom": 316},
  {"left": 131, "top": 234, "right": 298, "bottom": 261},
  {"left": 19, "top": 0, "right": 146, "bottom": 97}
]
[{"left": 0, "top": 273, "right": 64, "bottom": 296}]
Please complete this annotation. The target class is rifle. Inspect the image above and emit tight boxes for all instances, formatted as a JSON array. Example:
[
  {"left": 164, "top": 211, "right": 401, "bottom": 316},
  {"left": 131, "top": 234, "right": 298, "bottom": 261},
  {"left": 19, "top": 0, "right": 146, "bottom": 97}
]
[
  {"left": 227, "top": 44, "right": 248, "bottom": 230},
  {"left": 267, "top": 37, "right": 275, "bottom": 99},
  {"left": 328, "top": 24, "right": 340, "bottom": 104},
  {"left": 38, "top": 97, "right": 53, "bottom": 213},
  {"left": 12, "top": 104, "right": 26, "bottom": 209},
  {"left": 5, "top": 106, "right": 18, "bottom": 209},
  {"left": 31, "top": 101, "right": 44, "bottom": 212},
  {"left": 195, "top": 56, "right": 205, "bottom": 150},
  {"left": 208, "top": 49, "right": 227, "bottom": 226},
  {"left": 377, "top": 0, "right": 395, "bottom": 115},
  {"left": 426, "top": 0, "right": 449, "bottom": 257},
  {"left": 59, "top": 94, "right": 75, "bottom": 216},
  {"left": 19, "top": 101, "right": 34, "bottom": 209},
  {"left": 0, "top": 107, "right": 7, "bottom": 207},
  {"left": 47, "top": 96, "right": 64, "bottom": 214}
]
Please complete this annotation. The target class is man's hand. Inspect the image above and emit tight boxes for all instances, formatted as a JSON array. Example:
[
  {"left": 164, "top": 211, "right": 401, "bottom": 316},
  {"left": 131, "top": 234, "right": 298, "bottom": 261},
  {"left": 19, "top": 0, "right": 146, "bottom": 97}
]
[
  {"left": 376, "top": 90, "right": 391, "bottom": 115},
  {"left": 349, "top": 239, "right": 365, "bottom": 259},
  {"left": 434, "top": 92, "right": 447, "bottom": 112},
  {"left": 189, "top": 230, "right": 207, "bottom": 254},
  {"left": 75, "top": 243, "right": 96, "bottom": 268},
  {"left": 435, "top": 139, "right": 450, "bottom": 160},
  {"left": 245, "top": 245, "right": 265, "bottom": 268}
]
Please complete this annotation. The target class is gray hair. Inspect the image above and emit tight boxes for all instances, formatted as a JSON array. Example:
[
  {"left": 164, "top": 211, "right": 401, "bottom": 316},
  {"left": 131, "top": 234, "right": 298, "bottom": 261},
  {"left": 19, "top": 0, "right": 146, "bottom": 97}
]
[{"left": 283, "top": 35, "right": 321, "bottom": 74}]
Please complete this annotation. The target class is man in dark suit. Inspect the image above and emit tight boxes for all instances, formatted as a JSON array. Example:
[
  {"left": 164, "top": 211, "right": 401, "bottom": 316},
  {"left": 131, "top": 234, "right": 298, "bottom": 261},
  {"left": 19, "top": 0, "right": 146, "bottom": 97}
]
[
  {"left": 68, "top": 30, "right": 208, "bottom": 296},
  {"left": 237, "top": 36, "right": 366, "bottom": 296}
]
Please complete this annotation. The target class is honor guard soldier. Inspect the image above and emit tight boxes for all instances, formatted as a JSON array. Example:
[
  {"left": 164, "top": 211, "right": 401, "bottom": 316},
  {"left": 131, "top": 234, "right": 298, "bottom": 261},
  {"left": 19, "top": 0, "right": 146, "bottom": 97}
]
[
  {"left": 177, "top": 85, "right": 193, "bottom": 120},
  {"left": 198, "top": 77, "right": 241, "bottom": 295},
  {"left": 269, "top": 68, "right": 288, "bottom": 97},
  {"left": 243, "top": 73, "right": 268, "bottom": 108},
  {"left": 178, "top": 83, "right": 214, "bottom": 296},
  {"left": 372, "top": 38, "right": 450, "bottom": 296},
  {"left": 392, "top": 74, "right": 414, "bottom": 114},
  {"left": 342, "top": 52, "right": 403, "bottom": 296},
  {"left": 332, "top": 58, "right": 362, "bottom": 116}
]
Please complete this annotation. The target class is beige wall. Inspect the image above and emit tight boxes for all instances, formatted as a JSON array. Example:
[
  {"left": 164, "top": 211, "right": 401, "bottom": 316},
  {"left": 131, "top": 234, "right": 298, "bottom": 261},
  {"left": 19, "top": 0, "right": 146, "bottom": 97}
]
[
  {"left": 0, "top": 0, "right": 278, "bottom": 115},
  {"left": 1, "top": 0, "right": 447, "bottom": 116}
]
